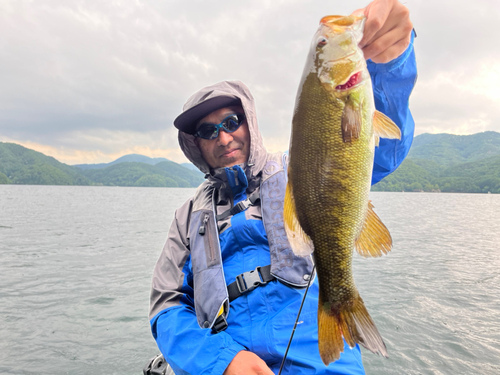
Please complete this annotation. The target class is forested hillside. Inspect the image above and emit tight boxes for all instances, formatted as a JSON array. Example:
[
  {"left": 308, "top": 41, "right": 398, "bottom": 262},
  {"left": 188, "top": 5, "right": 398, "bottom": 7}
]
[
  {"left": 81, "top": 161, "right": 203, "bottom": 187},
  {"left": 372, "top": 131, "right": 500, "bottom": 193},
  {"left": 0, "top": 142, "right": 203, "bottom": 188},
  {"left": 0, "top": 143, "right": 91, "bottom": 185},
  {"left": 407, "top": 131, "right": 500, "bottom": 165},
  {"left": 2, "top": 131, "right": 499, "bottom": 193}
]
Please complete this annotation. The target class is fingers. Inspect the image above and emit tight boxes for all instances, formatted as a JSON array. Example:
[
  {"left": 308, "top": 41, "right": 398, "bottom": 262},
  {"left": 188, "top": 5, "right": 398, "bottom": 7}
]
[
  {"left": 223, "top": 351, "right": 274, "bottom": 375},
  {"left": 362, "top": 23, "right": 412, "bottom": 62},
  {"left": 353, "top": 0, "right": 413, "bottom": 63},
  {"left": 367, "top": 34, "right": 411, "bottom": 63},
  {"left": 358, "top": 0, "right": 394, "bottom": 49},
  {"left": 364, "top": 3, "right": 411, "bottom": 49},
  {"left": 351, "top": 7, "right": 365, "bottom": 16}
]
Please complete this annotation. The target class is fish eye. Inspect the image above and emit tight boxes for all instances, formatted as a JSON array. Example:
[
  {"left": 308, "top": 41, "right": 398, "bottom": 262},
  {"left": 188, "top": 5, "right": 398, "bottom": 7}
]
[{"left": 317, "top": 37, "right": 328, "bottom": 47}]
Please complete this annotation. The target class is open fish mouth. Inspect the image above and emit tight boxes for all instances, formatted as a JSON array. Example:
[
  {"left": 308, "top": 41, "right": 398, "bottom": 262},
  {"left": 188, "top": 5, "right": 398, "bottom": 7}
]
[{"left": 335, "top": 71, "right": 363, "bottom": 91}]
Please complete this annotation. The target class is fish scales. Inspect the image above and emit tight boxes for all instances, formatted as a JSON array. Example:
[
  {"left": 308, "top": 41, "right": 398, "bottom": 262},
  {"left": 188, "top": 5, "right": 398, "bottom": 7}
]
[
  {"left": 291, "top": 71, "right": 373, "bottom": 304},
  {"left": 284, "top": 14, "right": 401, "bottom": 365}
]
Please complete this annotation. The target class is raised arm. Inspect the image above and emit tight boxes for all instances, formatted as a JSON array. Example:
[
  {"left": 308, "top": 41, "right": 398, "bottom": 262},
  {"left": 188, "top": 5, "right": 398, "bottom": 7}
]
[{"left": 352, "top": 0, "right": 417, "bottom": 184}]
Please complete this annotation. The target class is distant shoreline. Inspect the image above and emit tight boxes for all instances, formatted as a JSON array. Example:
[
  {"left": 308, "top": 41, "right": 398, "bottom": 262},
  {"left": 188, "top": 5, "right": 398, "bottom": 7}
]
[{"left": 0, "top": 184, "right": 497, "bottom": 194}]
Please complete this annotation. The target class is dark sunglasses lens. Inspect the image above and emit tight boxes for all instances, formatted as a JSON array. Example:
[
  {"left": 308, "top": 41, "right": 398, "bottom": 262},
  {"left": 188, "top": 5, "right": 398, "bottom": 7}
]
[
  {"left": 195, "top": 114, "right": 245, "bottom": 139},
  {"left": 222, "top": 115, "right": 241, "bottom": 132},
  {"left": 197, "top": 125, "right": 218, "bottom": 140}
]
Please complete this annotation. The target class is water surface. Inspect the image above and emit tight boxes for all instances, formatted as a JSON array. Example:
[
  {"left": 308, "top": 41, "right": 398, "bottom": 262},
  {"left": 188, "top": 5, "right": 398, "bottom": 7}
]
[{"left": 0, "top": 186, "right": 499, "bottom": 374}]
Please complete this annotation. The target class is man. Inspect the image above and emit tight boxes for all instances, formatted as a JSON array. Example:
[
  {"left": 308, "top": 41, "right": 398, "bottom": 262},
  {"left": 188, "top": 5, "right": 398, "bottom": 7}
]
[{"left": 149, "top": 0, "right": 416, "bottom": 373}]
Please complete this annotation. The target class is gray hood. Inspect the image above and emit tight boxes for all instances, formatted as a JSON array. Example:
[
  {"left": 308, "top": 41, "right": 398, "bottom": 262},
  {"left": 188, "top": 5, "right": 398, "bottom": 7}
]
[{"left": 177, "top": 81, "right": 267, "bottom": 180}]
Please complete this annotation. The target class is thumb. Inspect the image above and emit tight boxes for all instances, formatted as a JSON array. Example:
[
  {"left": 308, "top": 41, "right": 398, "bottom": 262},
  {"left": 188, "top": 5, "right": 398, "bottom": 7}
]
[
  {"left": 351, "top": 8, "right": 368, "bottom": 48},
  {"left": 351, "top": 7, "right": 366, "bottom": 16}
]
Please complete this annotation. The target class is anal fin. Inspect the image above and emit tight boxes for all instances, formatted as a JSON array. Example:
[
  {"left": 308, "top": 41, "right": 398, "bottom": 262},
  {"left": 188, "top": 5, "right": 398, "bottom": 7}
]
[{"left": 355, "top": 201, "right": 392, "bottom": 258}]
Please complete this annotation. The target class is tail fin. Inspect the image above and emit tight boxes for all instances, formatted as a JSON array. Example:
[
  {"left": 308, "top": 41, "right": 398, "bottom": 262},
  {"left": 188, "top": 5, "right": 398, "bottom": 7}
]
[{"left": 318, "top": 294, "right": 388, "bottom": 365}]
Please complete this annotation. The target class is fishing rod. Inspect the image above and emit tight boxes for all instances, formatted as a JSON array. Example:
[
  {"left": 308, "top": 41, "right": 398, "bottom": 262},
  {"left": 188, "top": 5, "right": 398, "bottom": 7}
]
[{"left": 277, "top": 264, "right": 316, "bottom": 375}]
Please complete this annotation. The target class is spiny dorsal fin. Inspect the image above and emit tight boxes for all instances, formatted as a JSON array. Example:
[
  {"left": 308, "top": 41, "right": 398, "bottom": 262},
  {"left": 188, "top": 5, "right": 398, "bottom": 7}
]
[
  {"left": 355, "top": 201, "right": 392, "bottom": 257},
  {"left": 373, "top": 111, "right": 401, "bottom": 141},
  {"left": 284, "top": 181, "right": 314, "bottom": 256}
]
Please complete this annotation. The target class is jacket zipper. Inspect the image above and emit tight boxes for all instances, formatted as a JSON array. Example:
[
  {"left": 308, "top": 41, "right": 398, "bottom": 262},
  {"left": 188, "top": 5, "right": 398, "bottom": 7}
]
[
  {"left": 233, "top": 167, "right": 239, "bottom": 186},
  {"left": 199, "top": 214, "right": 209, "bottom": 235},
  {"left": 199, "top": 213, "right": 215, "bottom": 263}
]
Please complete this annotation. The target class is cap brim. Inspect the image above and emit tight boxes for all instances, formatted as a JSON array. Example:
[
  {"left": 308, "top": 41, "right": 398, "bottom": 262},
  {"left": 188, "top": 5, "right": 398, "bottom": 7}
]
[{"left": 173, "top": 96, "right": 240, "bottom": 135}]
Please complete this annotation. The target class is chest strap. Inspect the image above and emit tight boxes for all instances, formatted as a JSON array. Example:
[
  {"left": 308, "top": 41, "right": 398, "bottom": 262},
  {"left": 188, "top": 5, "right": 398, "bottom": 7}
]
[
  {"left": 227, "top": 265, "right": 275, "bottom": 302},
  {"left": 213, "top": 265, "right": 275, "bottom": 334},
  {"left": 216, "top": 190, "right": 260, "bottom": 221}
]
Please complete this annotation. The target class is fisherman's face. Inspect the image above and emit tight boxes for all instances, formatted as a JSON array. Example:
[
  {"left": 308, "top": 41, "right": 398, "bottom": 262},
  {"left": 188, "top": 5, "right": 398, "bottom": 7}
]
[{"left": 195, "top": 106, "right": 250, "bottom": 169}]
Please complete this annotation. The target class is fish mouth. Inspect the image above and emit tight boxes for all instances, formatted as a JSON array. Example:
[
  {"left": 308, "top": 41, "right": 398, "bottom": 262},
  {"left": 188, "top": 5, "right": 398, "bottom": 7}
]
[{"left": 335, "top": 71, "right": 363, "bottom": 91}]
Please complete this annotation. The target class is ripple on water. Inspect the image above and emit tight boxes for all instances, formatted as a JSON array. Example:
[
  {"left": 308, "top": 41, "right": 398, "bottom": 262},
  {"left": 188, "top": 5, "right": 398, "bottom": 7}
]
[
  {"left": 85, "top": 297, "right": 116, "bottom": 305},
  {"left": 1, "top": 187, "right": 499, "bottom": 374}
]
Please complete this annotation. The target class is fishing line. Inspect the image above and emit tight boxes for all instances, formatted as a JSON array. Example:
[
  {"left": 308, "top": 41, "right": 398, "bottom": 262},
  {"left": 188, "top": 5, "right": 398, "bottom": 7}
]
[{"left": 277, "top": 264, "right": 316, "bottom": 375}]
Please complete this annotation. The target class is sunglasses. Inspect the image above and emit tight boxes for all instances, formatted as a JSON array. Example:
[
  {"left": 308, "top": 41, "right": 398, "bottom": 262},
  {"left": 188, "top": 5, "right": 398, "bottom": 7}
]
[{"left": 194, "top": 114, "right": 246, "bottom": 140}]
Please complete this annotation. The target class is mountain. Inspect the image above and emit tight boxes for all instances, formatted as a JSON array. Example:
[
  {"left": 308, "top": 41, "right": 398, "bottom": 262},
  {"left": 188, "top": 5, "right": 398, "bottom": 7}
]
[
  {"left": 407, "top": 131, "right": 500, "bottom": 166},
  {"left": 81, "top": 161, "right": 204, "bottom": 187},
  {"left": 0, "top": 142, "right": 92, "bottom": 185},
  {"left": 3, "top": 131, "right": 499, "bottom": 192},
  {"left": 0, "top": 143, "right": 204, "bottom": 188},
  {"left": 74, "top": 154, "right": 170, "bottom": 170},
  {"left": 0, "top": 171, "right": 12, "bottom": 184},
  {"left": 372, "top": 131, "right": 500, "bottom": 194},
  {"left": 181, "top": 162, "right": 201, "bottom": 172}
]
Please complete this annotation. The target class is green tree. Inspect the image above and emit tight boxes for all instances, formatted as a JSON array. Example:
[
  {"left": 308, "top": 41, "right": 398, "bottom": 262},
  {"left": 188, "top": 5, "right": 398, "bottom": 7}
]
[{"left": 0, "top": 171, "right": 11, "bottom": 184}]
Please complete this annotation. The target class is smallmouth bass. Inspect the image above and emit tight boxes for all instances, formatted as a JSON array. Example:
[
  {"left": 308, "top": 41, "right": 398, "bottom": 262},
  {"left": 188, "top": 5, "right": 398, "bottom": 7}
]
[{"left": 284, "top": 15, "right": 401, "bottom": 365}]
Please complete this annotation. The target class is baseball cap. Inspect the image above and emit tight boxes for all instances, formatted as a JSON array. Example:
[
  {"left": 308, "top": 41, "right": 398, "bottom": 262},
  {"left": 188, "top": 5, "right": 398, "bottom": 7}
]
[{"left": 173, "top": 95, "right": 241, "bottom": 135}]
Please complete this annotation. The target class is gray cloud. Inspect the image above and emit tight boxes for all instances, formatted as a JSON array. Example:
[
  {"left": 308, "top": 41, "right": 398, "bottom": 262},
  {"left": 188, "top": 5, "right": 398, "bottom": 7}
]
[{"left": 0, "top": 0, "right": 498, "bottom": 164}]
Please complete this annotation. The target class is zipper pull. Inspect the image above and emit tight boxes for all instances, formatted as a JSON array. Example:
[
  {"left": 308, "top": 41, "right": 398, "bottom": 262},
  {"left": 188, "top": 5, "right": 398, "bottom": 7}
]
[
  {"left": 233, "top": 167, "right": 239, "bottom": 186},
  {"left": 199, "top": 214, "right": 209, "bottom": 235}
]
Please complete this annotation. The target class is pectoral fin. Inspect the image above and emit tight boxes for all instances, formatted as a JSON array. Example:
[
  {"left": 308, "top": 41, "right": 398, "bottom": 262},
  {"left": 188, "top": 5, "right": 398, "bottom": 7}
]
[
  {"left": 355, "top": 201, "right": 392, "bottom": 257},
  {"left": 284, "top": 182, "right": 314, "bottom": 256},
  {"left": 373, "top": 111, "right": 401, "bottom": 142}
]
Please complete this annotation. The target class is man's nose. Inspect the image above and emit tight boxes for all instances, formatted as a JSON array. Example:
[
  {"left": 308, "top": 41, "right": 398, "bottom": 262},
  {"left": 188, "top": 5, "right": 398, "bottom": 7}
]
[{"left": 217, "top": 129, "right": 233, "bottom": 145}]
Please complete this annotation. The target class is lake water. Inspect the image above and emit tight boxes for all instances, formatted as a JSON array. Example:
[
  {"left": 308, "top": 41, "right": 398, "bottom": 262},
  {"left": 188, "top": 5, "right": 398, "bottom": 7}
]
[{"left": 1, "top": 185, "right": 499, "bottom": 375}]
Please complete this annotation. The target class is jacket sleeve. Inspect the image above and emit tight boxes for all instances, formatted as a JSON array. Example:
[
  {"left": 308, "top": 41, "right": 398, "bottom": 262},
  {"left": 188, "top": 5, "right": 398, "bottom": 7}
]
[
  {"left": 149, "top": 199, "right": 246, "bottom": 375},
  {"left": 368, "top": 30, "right": 417, "bottom": 185}
]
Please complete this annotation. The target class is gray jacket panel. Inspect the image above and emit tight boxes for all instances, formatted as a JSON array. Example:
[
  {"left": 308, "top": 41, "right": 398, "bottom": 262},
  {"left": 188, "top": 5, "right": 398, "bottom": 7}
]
[
  {"left": 150, "top": 199, "right": 192, "bottom": 320},
  {"left": 260, "top": 155, "right": 314, "bottom": 287}
]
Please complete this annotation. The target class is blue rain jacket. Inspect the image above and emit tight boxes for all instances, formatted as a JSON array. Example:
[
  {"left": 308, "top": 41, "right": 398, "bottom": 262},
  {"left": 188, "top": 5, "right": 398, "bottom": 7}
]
[{"left": 151, "top": 32, "right": 417, "bottom": 375}]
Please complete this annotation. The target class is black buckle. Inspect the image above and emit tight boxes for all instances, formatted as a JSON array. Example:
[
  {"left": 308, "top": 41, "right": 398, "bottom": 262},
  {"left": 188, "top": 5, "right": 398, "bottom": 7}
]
[
  {"left": 231, "top": 200, "right": 249, "bottom": 215},
  {"left": 143, "top": 354, "right": 169, "bottom": 375},
  {"left": 235, "top": 266, "right": 267, "bottom": 294},
  {"left": 212, "top": 313, "right": 228, "bottom": 333}
]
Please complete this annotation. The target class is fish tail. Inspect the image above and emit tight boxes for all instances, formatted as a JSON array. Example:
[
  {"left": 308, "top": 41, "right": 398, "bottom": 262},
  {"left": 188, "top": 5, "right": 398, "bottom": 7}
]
[
  {"left": 318, "top": 294, "right": 387, "bottom": 365},
  {"left": 318, "top": 296, "right": 344, "bottom": 364}
]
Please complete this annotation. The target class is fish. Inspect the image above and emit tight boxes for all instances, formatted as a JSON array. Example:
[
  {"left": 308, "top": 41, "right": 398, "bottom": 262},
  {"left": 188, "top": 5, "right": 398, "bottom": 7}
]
[{"left": 283, "top": 15, "right": 401, "bottom": 365}]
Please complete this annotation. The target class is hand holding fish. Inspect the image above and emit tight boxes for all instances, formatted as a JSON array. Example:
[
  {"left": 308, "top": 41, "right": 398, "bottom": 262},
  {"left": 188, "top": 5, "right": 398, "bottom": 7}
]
[
  {"left": 353, "top": 0, "right": 413, "bottom": 63},
  {"left": 223, "top": 350, "right": 274, "bottom": 375}
]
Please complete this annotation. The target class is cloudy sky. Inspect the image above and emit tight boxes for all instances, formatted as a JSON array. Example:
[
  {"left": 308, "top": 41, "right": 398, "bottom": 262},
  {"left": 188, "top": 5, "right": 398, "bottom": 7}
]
[{"left": 1, "top": 0, "right": 499, "bottom": 165}]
